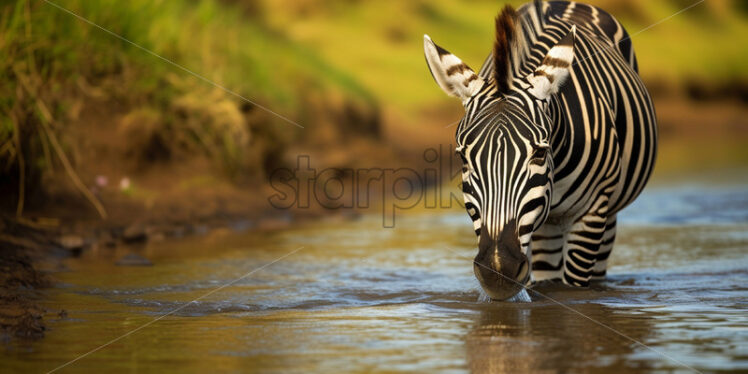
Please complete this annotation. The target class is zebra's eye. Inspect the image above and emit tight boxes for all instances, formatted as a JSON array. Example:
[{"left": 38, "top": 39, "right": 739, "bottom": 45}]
[{"left": 531, "top": 148, "right": 547, "bottom": 164}]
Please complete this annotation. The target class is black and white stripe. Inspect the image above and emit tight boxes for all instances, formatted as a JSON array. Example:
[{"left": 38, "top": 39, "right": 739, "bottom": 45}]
[{"left": 424, "top": 1, "right": 657, "bottom": 297}]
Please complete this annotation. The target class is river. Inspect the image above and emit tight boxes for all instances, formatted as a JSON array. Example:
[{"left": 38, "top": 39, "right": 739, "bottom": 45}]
[{"left": 2, "top": 177, "right": 747, "bottom": 373}]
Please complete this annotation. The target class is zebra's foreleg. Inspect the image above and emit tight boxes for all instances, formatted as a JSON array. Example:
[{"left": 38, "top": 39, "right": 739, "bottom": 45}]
[
  {"left": 530, "top": 223, "right": 567, "bottom": 283},
  {"left": 592, "top": 214, "right": 617, "bottom": 280},
  {"left": 562, "top": 200, "right": 610, "bottom": 287}
]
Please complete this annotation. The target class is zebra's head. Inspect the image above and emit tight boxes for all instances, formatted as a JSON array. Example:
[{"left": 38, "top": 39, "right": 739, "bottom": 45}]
[{"left": 423, "top": 5, "right": 576, "bottom": 300}]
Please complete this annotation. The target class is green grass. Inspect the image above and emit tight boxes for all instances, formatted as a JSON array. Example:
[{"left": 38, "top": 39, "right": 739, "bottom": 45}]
[
  {"left": 260, "top": 0, "right": 508, "bottom": 115},
  {"left": 259, "top": 0, "right": 748, "bottom": 121},
  {"left": 0, "top": 0, "right": 375, "bottom": 139},
  {"left": 38, "top": 0, "right": 372, "bottom": 110},
  {"left": 624, "top": 0, "right": 748, "bottom": 87},
  {"left": 0, "top": 0, "right": 376, "bottom": 216}
]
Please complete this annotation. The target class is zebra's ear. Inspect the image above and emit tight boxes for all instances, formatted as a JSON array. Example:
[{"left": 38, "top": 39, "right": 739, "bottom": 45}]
[
  {"left": 424, "top": 35, "right": 484, "bottom": 103},
  {"left": 527, "top": 25, "right": 576, "bottom": 100}
]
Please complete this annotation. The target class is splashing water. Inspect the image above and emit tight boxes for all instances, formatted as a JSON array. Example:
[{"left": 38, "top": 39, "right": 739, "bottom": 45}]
[
  {"left": 476, "top": 287, "right": 532, "bottom": 302},
  {"left": 507, "top": 288, "right": 532, "bottom": 302}
]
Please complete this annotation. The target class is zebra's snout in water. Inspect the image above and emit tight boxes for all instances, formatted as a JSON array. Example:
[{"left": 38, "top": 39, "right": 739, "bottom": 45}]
[{"left": 473, "top": 222, "right": 530, "bottom": 301}]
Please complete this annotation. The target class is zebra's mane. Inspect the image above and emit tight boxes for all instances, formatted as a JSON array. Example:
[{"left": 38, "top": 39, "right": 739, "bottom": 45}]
[
  {"left": 492, "top": 5, "right": 518, "bottom": 94},
  {"left": 492, "top": 1, "right": 544, "bottom": 94}
]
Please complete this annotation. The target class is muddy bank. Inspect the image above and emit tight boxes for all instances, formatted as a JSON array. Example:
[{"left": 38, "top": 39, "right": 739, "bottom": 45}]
[
  {"left": 0, "top": 164, "right": 376, "bottom": 342},
  {"left": 0, "top": 202, "right": 363, "bottom": 342},
  {"left": 0, "top": 218, "right": 54, "bottom": 341}
]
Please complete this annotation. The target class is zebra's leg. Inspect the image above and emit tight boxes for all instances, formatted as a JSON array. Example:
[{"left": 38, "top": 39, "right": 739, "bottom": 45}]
[
  {"left": 530, "top": 223, "right": 567, "bottom": 283},
  {"left": 562, "top": 198, "right": 610, "bottom": 287},
  {"left": 592, "top": 214, "right": 617, "bottom": 280}
]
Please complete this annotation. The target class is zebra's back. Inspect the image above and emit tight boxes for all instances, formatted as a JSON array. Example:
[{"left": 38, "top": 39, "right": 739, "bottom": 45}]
[{"left": 509, "top": 1, "right": 657, "bottom": 218}]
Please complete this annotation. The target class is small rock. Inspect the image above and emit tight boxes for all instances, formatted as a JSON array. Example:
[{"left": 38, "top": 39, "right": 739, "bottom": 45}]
[
  {"left": 122, "top": 224, "right": 147, "bottom": 243},
  {"left": 58, "top": 235, "right": 84, "bottom": 251},
  {"left": 115, "top": 253, "right": 153, "bottom": 267}
]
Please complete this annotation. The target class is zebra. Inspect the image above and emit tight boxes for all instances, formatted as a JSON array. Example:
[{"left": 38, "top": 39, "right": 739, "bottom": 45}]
[{"left": 423, "top": 1, "right": 657, "bottom": 300}]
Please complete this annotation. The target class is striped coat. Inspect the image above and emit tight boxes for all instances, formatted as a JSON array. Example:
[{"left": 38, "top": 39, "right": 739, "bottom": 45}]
[{"left": 424, "top": 1, "right": 657, "bottom": 299}]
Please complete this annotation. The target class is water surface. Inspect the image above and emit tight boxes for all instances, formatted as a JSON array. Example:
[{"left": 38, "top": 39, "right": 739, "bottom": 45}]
[{"left": 2, "top": 184, "right": 747, "bottom": 373}]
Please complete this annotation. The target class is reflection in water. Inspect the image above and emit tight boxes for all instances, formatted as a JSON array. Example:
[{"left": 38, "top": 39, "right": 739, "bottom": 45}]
[
  {"left": 466, "top": 265, "right": 748, "bottom": 374},
  {"left": 1, "top": 185, "right": 747, "bottom": 373},
  {"left": 465, "top": 289, "right": 653, "bottom": 373}
]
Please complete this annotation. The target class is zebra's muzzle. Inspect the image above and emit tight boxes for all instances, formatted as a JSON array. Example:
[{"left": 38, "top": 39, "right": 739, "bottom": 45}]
[
  {"left": 473, "top": 256, "right": 529, "bottom": 301},
  {"left": 474, "top": 222, "right": 530, "bottom": 300}
]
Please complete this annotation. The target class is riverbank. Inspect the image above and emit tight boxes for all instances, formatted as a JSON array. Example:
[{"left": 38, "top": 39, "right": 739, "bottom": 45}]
[
  {"left": 0, "top": 218, "right": 54, "bottom": 341},
  {"left": 0, "top": 195, "right": 362, "bottom": 341}
]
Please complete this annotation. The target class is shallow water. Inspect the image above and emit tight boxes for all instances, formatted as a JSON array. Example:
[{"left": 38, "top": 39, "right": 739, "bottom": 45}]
[{"left": 3, "top": 183, "right": 748, "bottom": 373}]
